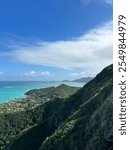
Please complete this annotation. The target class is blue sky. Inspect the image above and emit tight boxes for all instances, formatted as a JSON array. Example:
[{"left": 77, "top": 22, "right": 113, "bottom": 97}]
[{"left": 0, "top": 0, "right": 113, "bottom": 81}]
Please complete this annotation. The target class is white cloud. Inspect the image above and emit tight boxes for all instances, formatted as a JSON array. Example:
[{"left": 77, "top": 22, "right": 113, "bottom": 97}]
[
  {"left": 69, "top": 72, "right": 86, "bottom": 78},
  {"left": 24, "top": 71, "right": 36, "bottom": 76},
  {"left": 2, "top": 21, "right": 112, "bottom": 75},
  {"left": 41, "top": 71, "right": 51, "bottom": 76},
  {"left": 69, "top": 73, "right": 80, "bottom": 78},
  {"left": 68, "top": 72, "right": 88, "bottom": 79},
  {"left": 68, "top": 70, "right": 96, "bottom": 80},
  {"left": 30, "top": 71, "right": 36, "bottom": 75},
  {"left": 23, "top": 71, "right": 51, "bottom": 77}
]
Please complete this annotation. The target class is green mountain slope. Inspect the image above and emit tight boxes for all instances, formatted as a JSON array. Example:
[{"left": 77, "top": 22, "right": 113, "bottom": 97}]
[
  {"left": 25, "top": 83, "right": 80, "bottom": 99},
  {"left": 39, "top": 65, "right": 113, "bottom": 150},
  {"left": 0, "top": 84, "right": 80, "bottom": 150},
  {"left": 4, "top": 64, "right": 113, "bottom": 150}
]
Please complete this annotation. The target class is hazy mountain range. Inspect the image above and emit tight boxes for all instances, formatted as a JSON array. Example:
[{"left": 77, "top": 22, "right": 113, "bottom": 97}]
[{"left": 63, "top": 77, "right": 93, "bottom": 83}]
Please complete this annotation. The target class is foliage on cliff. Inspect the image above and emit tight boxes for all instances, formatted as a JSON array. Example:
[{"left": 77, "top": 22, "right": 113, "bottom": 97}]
[{"left": 0, "top": 65, "right": 113, "bottom": 150}]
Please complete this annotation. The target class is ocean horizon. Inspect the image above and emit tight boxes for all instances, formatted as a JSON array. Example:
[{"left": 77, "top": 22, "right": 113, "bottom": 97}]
[{"left": 0, "top": 81, "right": 85, "bottom": 103}]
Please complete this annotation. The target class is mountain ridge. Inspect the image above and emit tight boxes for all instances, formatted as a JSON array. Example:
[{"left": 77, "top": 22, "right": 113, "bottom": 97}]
[
  {"left": 62, "top": 77, "right": 93, "bottom": 83},
  {"left": 72, "top": 77, "right": 93, "bottom": 82},
  {"left": 2, "top": 64, "right": 113, "bottom": 150}
]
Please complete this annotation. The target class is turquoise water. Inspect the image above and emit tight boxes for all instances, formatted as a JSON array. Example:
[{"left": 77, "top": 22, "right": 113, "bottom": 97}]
[{"left": 0, "top": 81, "right": 85, "bottom": 103}]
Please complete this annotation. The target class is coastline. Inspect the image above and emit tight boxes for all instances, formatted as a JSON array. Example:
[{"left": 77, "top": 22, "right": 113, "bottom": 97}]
[
  {"left": 0, "top": 81, "right": 85, "bottom": 103},
  {"left": 0, "top": 83, "right": 81, "bottom": 114}
]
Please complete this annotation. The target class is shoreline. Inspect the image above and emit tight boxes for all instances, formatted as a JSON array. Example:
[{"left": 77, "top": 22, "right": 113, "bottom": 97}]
[
  {"left": 0, "top": 81, "right": 85, "bottom": 104},
  {"left": 0, "top": 83, "right": 81, "bottom": 114}
]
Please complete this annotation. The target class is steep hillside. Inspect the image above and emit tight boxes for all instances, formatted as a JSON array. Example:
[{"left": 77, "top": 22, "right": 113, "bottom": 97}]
[
  {"left": 0, "top": 84, "right": 79, "bottom": 150},
  {"left": 25, "top": 84, "right": 80, "bottom": 99},
  {"left": 4, "top": 64, "right": 113, "bottom": 150},
  {"left": 39, "top": 65, "right": 113, "bottom": 150}
]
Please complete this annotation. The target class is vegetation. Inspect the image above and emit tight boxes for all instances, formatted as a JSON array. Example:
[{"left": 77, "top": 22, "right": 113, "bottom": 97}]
[
  {"left": 0, "top": 84, "right": 79, "bottom": 149},
  {"left": 25, "top": 84, "right": 80, "bottom": 98},
  {"left": 0, "top": 84, "right": 80, "bottom": 113},
  {"left": 0, "top": 64, "right": 113, "bottom": 150}
]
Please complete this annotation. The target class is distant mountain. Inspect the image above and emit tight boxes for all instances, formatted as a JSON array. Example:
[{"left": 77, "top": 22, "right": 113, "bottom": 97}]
[
  {"left": 72, "top": 77, "right": 93, "bottom": 83},
  {"left": 1, "top": 64, "right": 113, "bottom": 150},
  {"left": 62, "top": 77, "right": 93, "bottom": 83}
]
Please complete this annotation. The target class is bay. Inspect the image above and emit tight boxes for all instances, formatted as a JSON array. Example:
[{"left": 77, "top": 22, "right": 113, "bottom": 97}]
[{"left": 0, "top": 81, "right": 85, "bottom": 103}]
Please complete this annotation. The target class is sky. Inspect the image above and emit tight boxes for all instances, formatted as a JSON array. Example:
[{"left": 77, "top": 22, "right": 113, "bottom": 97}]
[{"left": 0, "top": 0, "right": 113, "bottom": 81}]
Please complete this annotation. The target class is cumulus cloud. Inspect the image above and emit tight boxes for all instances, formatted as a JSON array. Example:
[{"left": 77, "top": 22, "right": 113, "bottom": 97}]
[
  {"left": 23, "top": 71, "right": 51, "bottom": 77},
  {"left": 24, "top": 71, "right": 36, "bottom": 77},
  {"left": 2, "top": 21, "right": 112, "bottom": 75},
  {"left": 69, "top": 72, "right": 87, "bottom": 78},
  {"left": 67, "top": 69, "right": 97, "bottom": 80}
]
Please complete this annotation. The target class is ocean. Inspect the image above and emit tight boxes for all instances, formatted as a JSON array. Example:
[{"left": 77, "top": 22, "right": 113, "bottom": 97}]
[{"left": 0, "top": 81, "right": 85, "bottom": 103}]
